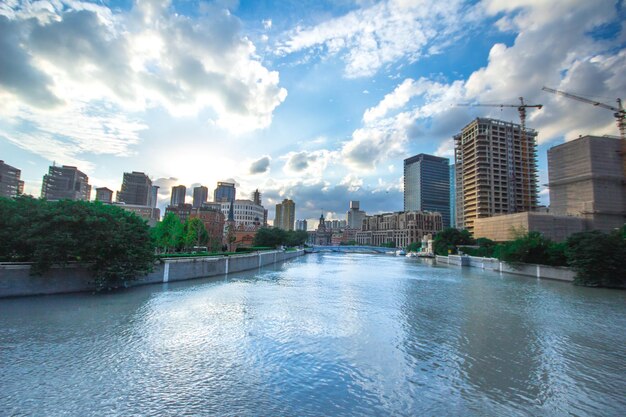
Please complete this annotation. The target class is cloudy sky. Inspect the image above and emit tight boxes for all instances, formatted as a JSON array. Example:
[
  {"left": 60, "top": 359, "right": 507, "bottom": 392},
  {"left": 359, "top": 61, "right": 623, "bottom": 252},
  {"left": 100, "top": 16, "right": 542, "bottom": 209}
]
[{"left": 1, "top": 0, "right": 624, "bottom": 227}]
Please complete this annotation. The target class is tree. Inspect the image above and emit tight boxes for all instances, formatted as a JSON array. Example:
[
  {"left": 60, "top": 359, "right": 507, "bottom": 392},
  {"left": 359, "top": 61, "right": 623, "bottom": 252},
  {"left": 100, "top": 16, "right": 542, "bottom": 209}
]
[
  {"left": 285, "top": 230, "right": 308, "bottom": 247},
  {"left": 182, "top": 218, "right": 209, "bottom": 250},
  {"left": 253, "top": 227, "right": 288, "bottom": 247},
  {"left": 565, "top": 227, "right": 626, "bottom": 287},
  {"left": 152, "top": 213, "right": 184, "bottom": 253},
  {"left": 433, "top": 228, "right": 475, "bottom": 255},
  {"left": 494, "top": 230, "right": 567, "bottom": 266}
]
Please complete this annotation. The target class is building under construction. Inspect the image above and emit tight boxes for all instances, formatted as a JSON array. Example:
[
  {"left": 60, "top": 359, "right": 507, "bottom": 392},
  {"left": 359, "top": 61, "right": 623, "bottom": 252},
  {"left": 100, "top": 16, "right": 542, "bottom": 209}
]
[{"left": 454, "top": 118, "right": 538, "bottom": 233}]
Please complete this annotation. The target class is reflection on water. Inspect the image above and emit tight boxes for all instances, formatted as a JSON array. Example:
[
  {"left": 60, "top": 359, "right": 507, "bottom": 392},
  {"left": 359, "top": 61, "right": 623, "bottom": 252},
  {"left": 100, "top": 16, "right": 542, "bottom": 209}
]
[{"left": 1, "top": 253, "right": 625, "bottom": 416}]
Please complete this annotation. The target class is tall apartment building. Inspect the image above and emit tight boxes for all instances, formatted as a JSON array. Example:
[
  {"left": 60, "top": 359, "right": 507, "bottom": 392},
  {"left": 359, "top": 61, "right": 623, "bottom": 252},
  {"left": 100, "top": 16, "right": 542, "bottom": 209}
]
[
  {"left": 449, "top": 164, "right": 456, "bottom": 228},
  {"left": 117, "top": 172, "right": 152, "bottom": 206},
  {"left": 354, "top": 211, "right": 443, "bottom": 248},
  {"left": 454, "top": 118, "right": 538, "bottom": 233},
  {"left": 95, "top": 187, "right": 114, "bottom": 203},
  {"left": 41, "top": 165, "right": 91, "bottom": 201},
  {"left": 404, "top": 154, "right": 450, "bottom": 227},
  {"left": 193, "top": 186, "right": 208, "bottom": 208},
  {"left": 346, "top": 200, "right": 366, "bottom": 229},
  {"left": 274, "top": 199, "right": 296, "bottom": 230},
  {"left": 0, "top": 160, "right": 24, "bottom": 198},
  {"left": 170, "top": 185, "right": 186, "bottom": 206},
  {"left": 295, "top": 219, "right": 308, "bottom": 231},
  {"left": 548, "top": 135, "right": 625, "bottom": 232},
  {"left": 214, "top": 182, "right": 236, "bottom": 202}
]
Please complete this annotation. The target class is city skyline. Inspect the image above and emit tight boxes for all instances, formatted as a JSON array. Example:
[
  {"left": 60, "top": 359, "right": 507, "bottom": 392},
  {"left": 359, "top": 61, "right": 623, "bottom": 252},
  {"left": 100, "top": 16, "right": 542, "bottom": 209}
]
[{"left": 0, "top": 0, "right": 624, "bottom": 222}]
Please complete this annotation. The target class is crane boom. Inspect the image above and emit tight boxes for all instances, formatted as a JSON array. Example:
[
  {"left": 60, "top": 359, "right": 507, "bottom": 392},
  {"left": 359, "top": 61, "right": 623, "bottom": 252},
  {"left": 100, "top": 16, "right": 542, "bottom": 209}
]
[{"left": 541, "top": 86, "right": 621, "bottom": 112}]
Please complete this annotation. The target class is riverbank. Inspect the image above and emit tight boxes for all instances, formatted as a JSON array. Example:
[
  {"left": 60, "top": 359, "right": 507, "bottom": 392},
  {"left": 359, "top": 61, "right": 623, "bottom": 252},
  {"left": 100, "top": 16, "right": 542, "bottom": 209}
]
[
  {"left": 0, "top": 249, "right": 304, "bottom": 298},
  {"left": 435, "top": 254, "right": 576, "bottom": 282}
]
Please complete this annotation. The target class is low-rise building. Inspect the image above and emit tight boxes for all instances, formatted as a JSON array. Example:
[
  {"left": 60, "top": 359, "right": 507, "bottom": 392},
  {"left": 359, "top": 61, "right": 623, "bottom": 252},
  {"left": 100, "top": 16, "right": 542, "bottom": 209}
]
[
  {"left": 165, "top": 203, "right": 193, "bottom": 223},
  {"left": 219, "top": 199, "right": 264, "bottom": 228},
  {"left": 113, "top": 203, "right": 161, "bottom": 226},
  {"left": 473, "top": 212, "right": 585, "bottom": 242},
  {"left": 95, "top": 187, "right": 114, "bottom": 203},
  {"left": 189, "top": 207, "right": 225, "bottom": 250},
  {"left": 355, "top": 211, "right": 443, "bottom": 248},
  {"left": 0, "top": 160, "right": 24, "bottom": 198}
]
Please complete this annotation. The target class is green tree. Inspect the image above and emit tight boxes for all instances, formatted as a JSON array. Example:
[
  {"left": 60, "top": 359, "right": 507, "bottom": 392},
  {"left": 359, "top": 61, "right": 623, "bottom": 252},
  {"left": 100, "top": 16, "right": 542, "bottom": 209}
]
[
  {"left": 152, "top": 212, "right": 184, "bottom": 253},
  {"left": 433, "top": 228, "right": 475, "bottom": 255},
  {"left": 494, "top": 230, "right": 567, "bottom": 266},
  {"left": 565, "top": 227, "right": 626, "bottom": 287},
  {"left": 253, "top": 227, "right": 288, "bottom": 247},
  {"left": 182, "top": 218, "right": 209, "bottom": 250},
  {"left": 285, "top": 230, "right": 308, "bottom": 247}
]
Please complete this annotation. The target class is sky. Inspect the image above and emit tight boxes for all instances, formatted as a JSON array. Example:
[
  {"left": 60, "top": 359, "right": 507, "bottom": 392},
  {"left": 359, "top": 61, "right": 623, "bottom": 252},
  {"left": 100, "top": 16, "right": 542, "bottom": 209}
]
[{"left": 0, "top": 0, "right": 624, "bottom": 228}]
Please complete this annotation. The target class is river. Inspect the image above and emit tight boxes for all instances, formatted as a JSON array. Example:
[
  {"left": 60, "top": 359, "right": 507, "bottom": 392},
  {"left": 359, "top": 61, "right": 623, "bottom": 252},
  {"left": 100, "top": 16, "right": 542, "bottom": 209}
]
[{"left": 1, "top": 253, "right": 625, "bottom": 416}]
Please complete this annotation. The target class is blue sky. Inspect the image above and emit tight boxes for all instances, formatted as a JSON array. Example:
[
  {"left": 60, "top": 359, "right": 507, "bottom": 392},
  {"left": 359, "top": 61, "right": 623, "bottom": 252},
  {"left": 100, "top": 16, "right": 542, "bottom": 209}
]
[{"left": 0, "top": 0, "right": 624, "bottom": 226}]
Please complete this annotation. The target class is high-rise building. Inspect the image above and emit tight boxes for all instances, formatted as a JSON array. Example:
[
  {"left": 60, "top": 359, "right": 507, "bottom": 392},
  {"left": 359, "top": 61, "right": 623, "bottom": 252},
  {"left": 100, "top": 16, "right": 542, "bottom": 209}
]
[
  {"left": 170, "top": 185, "right": 186, "bottom": 206},
  {"left": 0, "top": 160, "right": 24, "bottom": 198},
  {"left": 117, "top": 172, "right": 152, "bottom": 206},
  {"left": 214, "top": 182, "right": 236, "bottom": 203},
  {"left": 450, "top": 164, "right": 456, "bottom": 228},
  {"left": 548, "top": 135, "right": 625, "bottom": 232},
  {"left": 95, "top": 187, "right": 114, "bottom": 203},
  {"left": 295, "top": 219, "right": 308, "bottom": 231},
  {"left": 148, "top": 185, "right": 159, "bottom": 208},
  {"left": 346, "top": 200, "right": 366, "bottom": 229},
  {"left": 41, "top": 165, "right": 91, "bottom": 201},
  {"left": 193, "top": 186, "right": 208, "bottom": 208},
  {"left": 404, "top": 154, "right": 450, "bottom": 227},
  {"left": 252, "top": 189, "right": 262, "bottom": 205},
  {"left": 455, "top": 118, "right": 538, "bottom": 233},
  {"left": 274, "top": 199, "right": 296, "bottom": 230}
]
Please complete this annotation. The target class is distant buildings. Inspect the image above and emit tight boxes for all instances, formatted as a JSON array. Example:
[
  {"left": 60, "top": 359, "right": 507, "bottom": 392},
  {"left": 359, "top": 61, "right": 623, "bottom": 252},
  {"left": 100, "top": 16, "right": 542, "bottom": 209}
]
[
  {"left": 117, "top": 172, "right": 152, "bottom": 206},
  {"left": 455, "top": 118, "right": 538, "bottom": 233},
  {"left": 404, "top": 153, "right": 450, "bottom": 227},
  {"left": 193, "top": 186, "right": 208, "bottom": 209},
  {"left": 189, "top": 206, "right": 225, "bottom": 250},
  {"left": 312, "top": 214, "right": 332, "bottom": 245},
  {"left": 170, "top": 185, "right": 186, "bottom": 206},
  {"left": 219, "top": 199, "right": 264, "bottom": 228},
  {"left": 346, "top": 200, "right": 366, "bottom": 229},
  {"left": 275, "top": 198, "right": 296, "bottom": 230},
  {"left": 214, "top": 182, "right": 236, "bottom": 203},
  {"left": 41, "top": 165, "right": 91, "bottom": 201},
  {"left": 548, "top": 135, "right": 625, "bottom": 232},
  {"left": 252, "top": 189, "right": 262, "bottom": 205},
  {"left": 355, "top": 211, "right": 443, "bottom": 247},
  {"left": 0, "top": 160, "right": 24, "bottom": 198},
  {"left": 295, "top": 219, "right": 308, "bottom": 231},
  {"left": 165, "top": 203, "right": 193, "bottom": 223},
  {"left": 116, "top": 203, "right": 161, "bottom": 227},
  {"left": 95, "top": 187, "right": 114, "bottom": 203}
]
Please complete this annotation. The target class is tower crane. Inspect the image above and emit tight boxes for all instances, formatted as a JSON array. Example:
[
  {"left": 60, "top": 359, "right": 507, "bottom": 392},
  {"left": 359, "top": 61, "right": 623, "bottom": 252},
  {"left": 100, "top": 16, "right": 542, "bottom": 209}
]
[
  {"left": 541, "top": 86, "right": 626, "bottom": 179},
  {"left": 457, "top": 97, "right": 543, "bottom": 211}
]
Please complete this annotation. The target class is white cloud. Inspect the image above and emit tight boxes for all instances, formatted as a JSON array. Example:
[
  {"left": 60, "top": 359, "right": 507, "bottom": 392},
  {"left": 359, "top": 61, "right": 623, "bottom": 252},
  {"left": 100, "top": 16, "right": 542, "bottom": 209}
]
[
  {"left": 277, "top": 0, "right": 478, "bottom": 78},
  {"left": 282, "top": 149, "right": 337, "bottom": 178}
]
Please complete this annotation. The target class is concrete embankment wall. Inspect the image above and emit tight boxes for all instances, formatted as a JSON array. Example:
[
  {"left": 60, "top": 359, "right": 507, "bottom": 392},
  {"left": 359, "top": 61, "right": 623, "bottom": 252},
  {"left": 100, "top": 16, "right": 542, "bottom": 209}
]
[
  {"left": 435, "top": 255, "right": 575, "bottom": 282},
  {"left": 0, "top": 250, "right": 305, "bottom": 298}
]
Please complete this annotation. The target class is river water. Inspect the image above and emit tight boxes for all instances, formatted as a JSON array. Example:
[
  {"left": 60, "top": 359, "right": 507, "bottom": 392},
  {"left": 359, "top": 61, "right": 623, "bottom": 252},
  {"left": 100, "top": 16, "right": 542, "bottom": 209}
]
[{"left": 1, "top": 253, "right": 625, "bottom": 416}]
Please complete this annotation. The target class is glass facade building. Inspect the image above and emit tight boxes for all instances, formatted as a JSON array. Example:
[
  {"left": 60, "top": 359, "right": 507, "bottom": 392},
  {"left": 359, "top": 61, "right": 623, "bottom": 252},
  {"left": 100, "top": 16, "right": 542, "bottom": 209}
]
[
  {"left": 450, "top": 164, "right": 456, "bottom": 228},
  {"left": 404, "top": 154, "right": 450, "bottom": 227},
  {"left": 214, "top": 182, "right": 236, "bottom": 203}
]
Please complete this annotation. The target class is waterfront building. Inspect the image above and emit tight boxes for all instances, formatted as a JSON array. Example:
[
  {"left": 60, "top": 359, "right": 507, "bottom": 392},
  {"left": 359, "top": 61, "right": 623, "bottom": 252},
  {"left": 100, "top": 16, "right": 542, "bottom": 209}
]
[
  {"left": 189, "top": 206, "right": 225, "bottom": 251},
  {"left": 312, "top": 214, "right": 332, "bottom": 245},
  {"left": 0, "top": 160, "right": 24, "bottom": 198},
  {"left": 170, "top": 185, "right": 186, "bottom": 206},
  {"left": 95, "top": 187, "right": 114, "bottom": 203},
  {"left": 473, "top": 212, "right": 585, "bottom": 242},
  {"left": 41, "top": 165, "right": 91, "bottom": 201},
  {"left": 404, "top": 154, "right": 450, "bottom": 227},
  {"left": 355, "top": 211, "right": 443, "bottom": 248},
  {"left": 219, "top": 199, "right": 265, "bottom": 228},
  {"left": 295, "top": 219, "right": 308, "bottom": 231},
  {"left": 193, "top": 186, "right": 208, "bottom": 209},
  {"left": 114, "top": 203, "right": 161, "bottom": 227},
  {"left": 455, "top": 118, "right": 538, "bottom": 233},
  {"left": 275, "top": 198, "right": 296, "bottom": 230},
  {"left": 548, "top": 135, "right": 625, "bottom": 232},
  {"left": 165, "top": 203, "right": 193, "bottom": 223},
  {"left": 117, "top": 172, "right": 152, "bottom": 206},
  {"left": 214, "top": 182, "right": 236, "bottom": 203},
  {"left": 450, "top": 164, "right": 456, "bottom": 228},
  {"left": 347, "top": 200, "right": 366, "bottom": 229}
]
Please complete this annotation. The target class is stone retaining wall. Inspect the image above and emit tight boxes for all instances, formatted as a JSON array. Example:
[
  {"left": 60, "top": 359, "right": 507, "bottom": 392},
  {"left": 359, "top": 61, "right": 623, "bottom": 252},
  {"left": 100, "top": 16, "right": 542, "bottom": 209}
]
[{"left": 0, "top": 250, "right": 305, "bottom": 298}]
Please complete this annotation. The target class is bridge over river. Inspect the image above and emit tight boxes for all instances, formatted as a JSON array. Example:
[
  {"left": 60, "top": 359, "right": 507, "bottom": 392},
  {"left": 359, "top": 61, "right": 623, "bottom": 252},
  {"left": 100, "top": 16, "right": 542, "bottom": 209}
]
[{"left": 305, "top": 245, "right": 397, "bottom": 254}]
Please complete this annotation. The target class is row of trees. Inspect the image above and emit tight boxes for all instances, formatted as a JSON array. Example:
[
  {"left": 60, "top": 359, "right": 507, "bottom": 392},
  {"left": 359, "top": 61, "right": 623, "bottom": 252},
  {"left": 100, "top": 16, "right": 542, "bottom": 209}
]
[
  {"left": 253, "top": 227, "right": 308, "bottom": 247},
  {"left": 435, "top": 226, "right": 626, "bottom": 288},
  {"left": 0, "top": 196, "right": 154, "bottom": 290},
  {"left": 151, "top": 213, "right": 222, "bottom": 253}
]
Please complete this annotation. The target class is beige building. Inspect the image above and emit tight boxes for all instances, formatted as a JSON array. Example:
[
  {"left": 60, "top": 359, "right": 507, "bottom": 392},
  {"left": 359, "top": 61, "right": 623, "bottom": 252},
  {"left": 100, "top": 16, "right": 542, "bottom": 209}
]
[
  {"left": 274, "top": 198, "right": 295, "bottom": 230},
  {"left": 355, "top": 211, "right": 443, "bottom": 248},
  {"left": 455, "top": 118, "right": 538, "bottom": 233},
  {"left": 548, "top": 135, "right": 625, "bottom": 232},
  {"left": 473, "top": 212, "right": 585, "bottom": 242}
]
